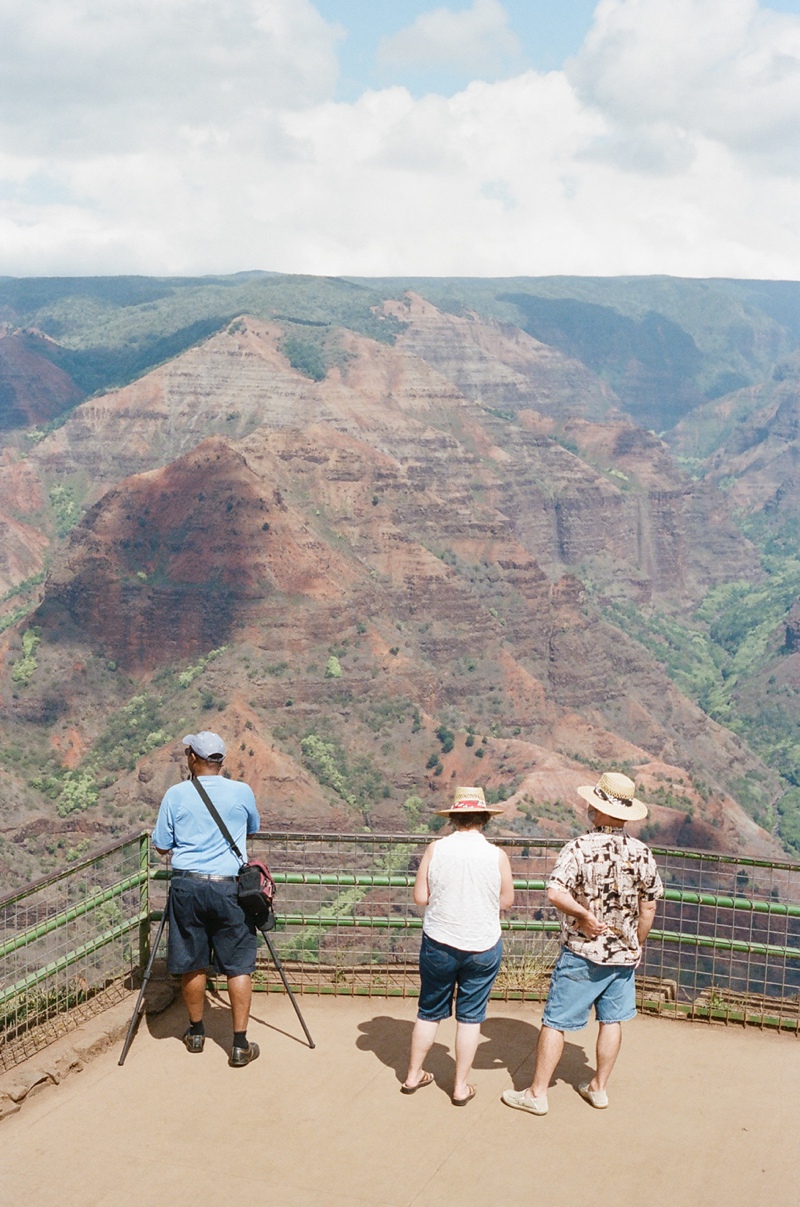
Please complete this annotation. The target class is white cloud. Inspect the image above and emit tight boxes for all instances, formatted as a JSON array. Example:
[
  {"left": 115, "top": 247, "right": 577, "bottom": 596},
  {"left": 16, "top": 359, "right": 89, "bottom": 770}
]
[
  {"left": 376, "top": 0, "right": 522, "bottom": 77},
  {"left": 571, "top": 0, "right": 800, "bottom": 173},
  {"left": 0, "top": 0, "right": 342, "bottom": 154},
  {"left": 1, "top": 1, "right": 800, "bottom": 278}
]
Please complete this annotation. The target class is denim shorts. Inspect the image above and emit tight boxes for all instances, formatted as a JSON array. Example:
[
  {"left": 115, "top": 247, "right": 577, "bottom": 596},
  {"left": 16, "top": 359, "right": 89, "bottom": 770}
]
[
  {"left": 417, "top": 933, "right": 503, "bottom": 1024},
  {"left": 167, "top": 875, "right": 257, "bottom": 977},
  {"left": 542, "top": 948, "right": 636, "bottom": 1031}
]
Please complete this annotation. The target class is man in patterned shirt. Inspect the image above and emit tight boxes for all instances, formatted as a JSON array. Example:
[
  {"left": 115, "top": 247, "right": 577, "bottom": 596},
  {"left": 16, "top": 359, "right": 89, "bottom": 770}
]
[{"left": 503, "top": 771, "right": 663, "bottom": 1116}]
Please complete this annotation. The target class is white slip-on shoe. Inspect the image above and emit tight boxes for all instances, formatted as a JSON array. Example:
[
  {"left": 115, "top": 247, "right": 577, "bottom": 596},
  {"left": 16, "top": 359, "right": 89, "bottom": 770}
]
[
  {"left": 501, "top": 1088, "right": 549, "bottom": 1115},
  {"left": 578, "top": 1082, "right": 608, "bottom": 1108}
]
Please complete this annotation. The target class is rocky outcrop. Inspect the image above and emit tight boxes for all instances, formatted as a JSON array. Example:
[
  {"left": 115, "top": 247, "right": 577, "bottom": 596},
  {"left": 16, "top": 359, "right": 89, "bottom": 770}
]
[
  {"left": 387, "top": 293, "right": 617, "bottom": 419},
  {"left": 37, "top": 436, "right": 368, "bottom": 669},
  {"left": 675, "top": 359, "right": 800, "bottom": 528},
  {"left": 785, "top": 602, "right": 800, "bottom": 653},
  {"left": 0, "top": 329, "right": 82, "bottom": 432}
]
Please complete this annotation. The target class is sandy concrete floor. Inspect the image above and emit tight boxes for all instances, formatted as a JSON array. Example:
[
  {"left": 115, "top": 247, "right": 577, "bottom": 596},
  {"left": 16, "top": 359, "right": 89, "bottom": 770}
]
[{"left": 0, "top": 993, "right": 798, "bottom": 1207}]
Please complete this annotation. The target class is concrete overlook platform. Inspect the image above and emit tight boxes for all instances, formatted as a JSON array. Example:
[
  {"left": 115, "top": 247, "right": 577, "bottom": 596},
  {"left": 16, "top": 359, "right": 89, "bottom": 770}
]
[{"left": 0, "top": 993, "right": 797, "bottom": 1207}]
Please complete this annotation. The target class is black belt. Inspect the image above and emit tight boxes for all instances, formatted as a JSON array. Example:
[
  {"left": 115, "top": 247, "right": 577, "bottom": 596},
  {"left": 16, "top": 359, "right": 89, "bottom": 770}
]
[{"left": 172, "top": 869, "right": 237, "bottom": 883}]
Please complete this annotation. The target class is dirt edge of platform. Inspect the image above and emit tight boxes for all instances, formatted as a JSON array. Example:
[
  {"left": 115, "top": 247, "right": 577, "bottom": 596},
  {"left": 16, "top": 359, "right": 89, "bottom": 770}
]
[{"left": 0, "top": 980, "right": 177, "bottom": 1122}]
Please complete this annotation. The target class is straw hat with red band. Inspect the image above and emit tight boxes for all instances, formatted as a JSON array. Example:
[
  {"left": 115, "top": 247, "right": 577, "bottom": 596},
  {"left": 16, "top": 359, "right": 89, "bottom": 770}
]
[
  {"left": 576, "top": 771, "right": 649, "bottom": 822},
  {"left": 435, "top": 785, "right": 506, "bottom": 816}
]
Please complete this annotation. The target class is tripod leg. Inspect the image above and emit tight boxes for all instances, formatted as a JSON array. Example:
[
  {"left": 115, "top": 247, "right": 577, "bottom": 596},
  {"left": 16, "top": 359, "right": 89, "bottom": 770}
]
[
  {"left": 262, "top": 931, "right": 315, "bottom": 1049},
  {"left": 119, "top": 885, "right": 170, "bottom": 1066}
]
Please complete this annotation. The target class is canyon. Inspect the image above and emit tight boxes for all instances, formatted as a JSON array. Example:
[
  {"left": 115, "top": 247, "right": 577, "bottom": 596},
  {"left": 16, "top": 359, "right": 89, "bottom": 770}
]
[{"left": 1, "top": 274, "right": 799, "bottom": 885}]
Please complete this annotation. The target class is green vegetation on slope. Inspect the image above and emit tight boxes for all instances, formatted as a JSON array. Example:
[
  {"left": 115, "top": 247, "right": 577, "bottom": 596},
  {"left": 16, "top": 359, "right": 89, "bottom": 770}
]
[
  {"left": 282, "top": 336, "right": 327, "bottom": 381},
  {"left": 0, "top": 273, "right": 405, "bottom": 406},
  {"left": 92, "top": 693, "right": 168, "bottom": 772},
  {"left": 11, "top": 629, "right": 41, "bottom": 685},
  {"left": 300, "top": 731, "right": 389, "bottom": 824},
  {"left": 595, "top": 554, "right": 800, "bottom": 847}
]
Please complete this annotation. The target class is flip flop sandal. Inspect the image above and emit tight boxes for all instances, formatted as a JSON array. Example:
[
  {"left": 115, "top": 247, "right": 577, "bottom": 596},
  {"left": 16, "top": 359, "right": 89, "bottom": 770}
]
[
  {"left": 451, "top": 1085, "right": 476, "bottom": 1106},
  {"left": 401, "top": 1071, "right": 435, "bottom": 1094}
]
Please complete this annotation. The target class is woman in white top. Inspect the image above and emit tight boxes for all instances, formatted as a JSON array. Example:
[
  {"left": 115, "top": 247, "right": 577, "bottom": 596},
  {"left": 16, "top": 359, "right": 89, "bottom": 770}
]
[{"left": 402, "top": 786, "right": 515, "bottom": 1105}]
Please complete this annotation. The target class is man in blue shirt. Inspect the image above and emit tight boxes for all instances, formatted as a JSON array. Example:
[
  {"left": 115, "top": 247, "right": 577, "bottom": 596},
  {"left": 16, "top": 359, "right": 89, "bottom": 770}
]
[{"left": 152, "top": 731, "right": 262, "bottom": 1067}]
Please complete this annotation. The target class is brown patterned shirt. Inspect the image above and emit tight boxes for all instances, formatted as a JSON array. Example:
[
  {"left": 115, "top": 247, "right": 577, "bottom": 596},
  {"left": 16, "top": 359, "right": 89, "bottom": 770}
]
[{"left": 548, "top": 827, "right": 663, "bottom": 966}]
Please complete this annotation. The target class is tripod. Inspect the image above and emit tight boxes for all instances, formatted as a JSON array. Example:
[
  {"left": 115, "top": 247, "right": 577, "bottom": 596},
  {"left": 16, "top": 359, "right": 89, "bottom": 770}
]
[
  {"left": 258, "top": 925, "right": 315, "bottom": 1049},
  {"left": 119, "top": 890, "right": 315, "bottom": 1066},
  {"left": 119, "top": 882, "right": 171, "bottom": 1066}
]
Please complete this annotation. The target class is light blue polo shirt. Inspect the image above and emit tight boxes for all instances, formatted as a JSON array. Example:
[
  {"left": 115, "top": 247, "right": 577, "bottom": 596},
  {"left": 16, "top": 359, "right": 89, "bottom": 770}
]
[{"left": 152, "top": 776, "right": 260, "bottom": 876}]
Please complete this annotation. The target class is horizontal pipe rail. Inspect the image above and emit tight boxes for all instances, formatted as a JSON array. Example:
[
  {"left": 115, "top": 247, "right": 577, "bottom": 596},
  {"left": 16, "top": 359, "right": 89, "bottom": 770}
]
[
  {"left": 253, "top": 831, "right": 567, "bottom": 848},
  {"left": 145, "top": 907, "right": 800, "bottom": 962},
  {"left": 225, "top": 871, "right": 800, "bottom": 920},
  {"left": 650, "top": 848, "right": 800, "bottom": 871},
  {"left": 659, "top": 889, "right": 800, "bottom": 917},
  {"left": 251, "top": 831, "right": 800, "bottom": 872},
  {"left": 0, "top": 871, "right": 149, "bottom": 961},
  {"left": 0, "top": 831, "right": 143, "bottom": 911},
  {"left": 0, "top": 912, "right": 147, "bottom": 1010},
  {"left": 653, "top": 928, "right": 800, "bottom": 960}
]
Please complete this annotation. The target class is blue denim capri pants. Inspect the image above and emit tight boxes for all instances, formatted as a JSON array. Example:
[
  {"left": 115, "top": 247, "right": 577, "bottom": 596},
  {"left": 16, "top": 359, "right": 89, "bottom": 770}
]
[
  {"left": 417, "top": 933, "right": 503, "bottom": 1024},
  {"left": 542, "top": 948, "right": 636, "bottom": 1031}
]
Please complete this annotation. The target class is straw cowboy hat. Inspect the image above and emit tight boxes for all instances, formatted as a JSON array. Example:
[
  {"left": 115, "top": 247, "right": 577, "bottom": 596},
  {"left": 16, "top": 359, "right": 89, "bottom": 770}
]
[
  {"left": 576, "top": 771, "right": 649, "bottom": 822},
  {"left": 435, "top": 785, "right": 506, "bottom": 816}
]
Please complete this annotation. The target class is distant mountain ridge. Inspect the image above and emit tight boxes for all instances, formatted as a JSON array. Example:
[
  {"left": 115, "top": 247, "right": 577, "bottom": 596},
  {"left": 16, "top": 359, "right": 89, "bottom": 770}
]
[{"left": 1, "top": 272, "right": 799, "bottom": 440}]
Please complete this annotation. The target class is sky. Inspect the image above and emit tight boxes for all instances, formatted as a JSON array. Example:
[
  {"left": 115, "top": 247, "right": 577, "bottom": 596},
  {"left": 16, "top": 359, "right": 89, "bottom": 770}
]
[{"left": 2, "top": 0, "right": 800, "bottom": 280}]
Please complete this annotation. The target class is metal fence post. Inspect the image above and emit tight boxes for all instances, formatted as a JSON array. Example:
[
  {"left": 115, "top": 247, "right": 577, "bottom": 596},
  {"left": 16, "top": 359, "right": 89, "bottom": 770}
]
[{"left": 138, "top": 832, "right": 151, "bottom": 979}]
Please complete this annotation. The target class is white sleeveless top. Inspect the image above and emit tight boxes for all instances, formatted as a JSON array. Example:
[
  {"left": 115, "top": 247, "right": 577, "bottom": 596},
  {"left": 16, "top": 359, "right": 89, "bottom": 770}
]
[{"left": 423, "top": 830, "right": 502, "bottom": 952}]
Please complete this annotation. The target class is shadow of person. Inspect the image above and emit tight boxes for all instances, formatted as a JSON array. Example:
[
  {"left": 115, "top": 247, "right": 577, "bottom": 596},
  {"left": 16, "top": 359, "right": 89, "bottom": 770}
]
[
  {"left": 201, "top": 982, "right": 310, "bottom": 1051},
  {"left": 473, "top": 1015, "right": 539, "bottom": 1085},
  {"left": 143, "top": 979, "right": 284, "bottom": 1056},
  {"left": 478, "top": 1018, "right": 593, "bottom": 1091},
  {"left": 143, "top": 989, "right": 233, "bottom": 1056},
  {"left": 356, "top": 1015, "right": 455, "bottom": 1085},
  {"left": 354, "top": 1013, "right": 593, "bottom": 1097},
  {"left": 142, "top": 996, "right": 180, "bottom": 1044},
  {"left": 556, "top": 1035, "right": 595, "bottom": 1094}
]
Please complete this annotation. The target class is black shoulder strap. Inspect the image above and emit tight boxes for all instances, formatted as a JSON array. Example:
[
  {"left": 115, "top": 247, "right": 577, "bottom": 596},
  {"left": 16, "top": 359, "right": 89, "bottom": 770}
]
[{"left": 191, "top": 776, "right": 244, "bottom": 865}]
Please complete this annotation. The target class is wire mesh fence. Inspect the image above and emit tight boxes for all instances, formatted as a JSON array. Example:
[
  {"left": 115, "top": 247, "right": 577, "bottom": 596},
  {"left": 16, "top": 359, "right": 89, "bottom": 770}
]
[
  {"left": 644, "top": 846, "right": 800, "bottom": 1026},
  {"left": 233, "top": 833, "right": 800, "bottom": 1031},
  {"left": 3, "top": 830, "right": 799, "bottom": 1075},
  {"left": 0, "top": 832, "right": 149, "bottom": 1071},
  {"left": 233, "top": 833, "right": 561, "bottom": 1000}
]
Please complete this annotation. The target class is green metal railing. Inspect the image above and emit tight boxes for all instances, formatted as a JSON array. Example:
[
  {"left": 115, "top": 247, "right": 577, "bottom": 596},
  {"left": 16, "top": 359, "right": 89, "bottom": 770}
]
[
  {"left": 2, "top": 829, "right": 799, "bottom": 1072},
  {"left": 234, "top": 834, "right": 800, "bottom": 1030},
  {"left": 0, "top": 832, "right": 149, "bottom": 1071}
]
